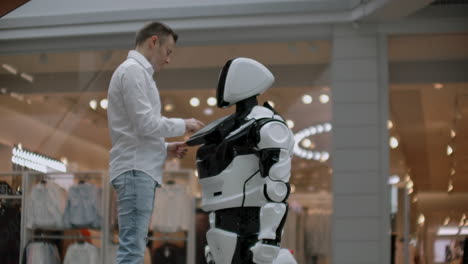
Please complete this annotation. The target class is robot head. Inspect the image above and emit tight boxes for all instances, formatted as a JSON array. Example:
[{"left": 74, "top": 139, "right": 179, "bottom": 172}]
[{"left": 216, "top": 58, "right": 274, "bottom": 108}]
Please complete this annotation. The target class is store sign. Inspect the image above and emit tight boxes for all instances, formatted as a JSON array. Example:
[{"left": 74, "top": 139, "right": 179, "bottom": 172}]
[{"left": 1, "top": 0, "right": 30, "bottom": 17}]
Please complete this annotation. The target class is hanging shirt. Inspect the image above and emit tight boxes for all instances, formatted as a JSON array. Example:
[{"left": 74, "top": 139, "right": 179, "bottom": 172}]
[
  {"left": 25, "top": 242, "right": 61, "bottom": 264},
  {"left": 151, "top": 184, "right": 192, "bottom": 232},
  {"left": 63, "top": 242, "right": 99, "bottom": 264},
  {"left": 63, "top": 183, "right": 101, "bottom": 229},
  {"left": 107, "top": 50, "right": 186, "bottom": 184},
  {"left": 26, "top": 182, "right": 64, "bottom": 229}
]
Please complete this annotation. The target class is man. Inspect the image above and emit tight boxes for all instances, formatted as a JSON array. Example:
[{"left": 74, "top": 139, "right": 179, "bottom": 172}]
[{"left": 107, "top": 22, "right": 204, "bottom": 264}]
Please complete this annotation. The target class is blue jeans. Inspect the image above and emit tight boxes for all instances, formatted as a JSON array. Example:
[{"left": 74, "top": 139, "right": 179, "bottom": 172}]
[{"left": 112, "top": 170, "right": 157, "bottom": 264}]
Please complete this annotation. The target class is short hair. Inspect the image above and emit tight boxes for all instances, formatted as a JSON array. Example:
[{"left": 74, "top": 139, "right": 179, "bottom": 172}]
[{"left": 135, "top": 22, "right": 178, "bottom": 47}]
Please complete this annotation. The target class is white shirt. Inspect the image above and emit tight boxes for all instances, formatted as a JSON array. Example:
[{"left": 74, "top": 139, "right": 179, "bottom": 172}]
[
  {"left": 107, "top": 50, "right": 185, "bottom": 183},
  {"left": 26, "top": 182, "right": 65, "bottom": 229},
  {"left": 151, "top": 184, "right": 192, "bottom": 232},
  {"left": 63, "top": 242, "right": 99, "bottom": 264}
]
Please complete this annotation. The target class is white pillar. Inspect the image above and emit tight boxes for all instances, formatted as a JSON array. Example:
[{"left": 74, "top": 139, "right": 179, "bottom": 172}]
[{"left": 331, "top": 24, "right": 390, "bottom": 264}]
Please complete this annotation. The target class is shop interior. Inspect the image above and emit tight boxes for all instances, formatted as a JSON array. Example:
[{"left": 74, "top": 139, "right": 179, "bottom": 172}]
[
  {"left": 0, "top": 40, "right": 333, "bottom": 263},
  {"left": 0, "top": 32, "right": 466, "bottom": 264},
  {"left": 389, "top": 33, "right": 468, "bottom": 264}
]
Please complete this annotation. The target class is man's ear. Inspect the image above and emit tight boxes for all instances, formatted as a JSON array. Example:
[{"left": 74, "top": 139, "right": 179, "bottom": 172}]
[{"left": 150, "top": 35, "right": 159, "bottom": 49}]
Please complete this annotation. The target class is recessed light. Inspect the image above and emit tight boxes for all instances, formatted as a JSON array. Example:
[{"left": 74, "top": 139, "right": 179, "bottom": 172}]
[
  {"left": 267, "top": 100, "right": 275, "bottom": 108},
  {"left": 389, "top": 136, "right": 399, "bottom": 149},
  {"left": 443, "top": 217, "right": 450, "bottom": 226},
  {"left": 190, "top": 97, "right": 200, "bottom": 107},
  {"left": 387, "top": 120, "right": 393, "bottom": 129},
  {"left": 301, "top": 95, "right": 313, "bottom": 104},
  {"left": 89, "top": 100, "right": 97, "bottom": 110},
  {"left": 286, "top": 120, "right": 295, "bottom": 129},
  {"left": 207, "top": 97, "right": 217, "bottom": 106},
  {"left": 100, "top": 99, "right": 108, "bottom": 109},
  {"left": 301, "top": 139, "right": 312, "bottom": 148},
  {"left": 447, "top": 145, "right": 453, "bottom": 156},
  {"left": 433, "top": 83, "right": 444, "bottom": 89},
  {"left": 319, "top": 94, "right": 329, "bottom": 104},
  {"left": 164, "top": 104, "right": 174, "bottom": 112},
  {"left": 450, "top": 129, "right": 456, "bottom": 138}
]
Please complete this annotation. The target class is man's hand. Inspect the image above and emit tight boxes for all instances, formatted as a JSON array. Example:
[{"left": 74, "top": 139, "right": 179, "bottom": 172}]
[
  {"left": 167, "top": 142, "right": 188, "bottom": 159},
  {"left": 184, "top": 118, "right": 205, "bottom": 133}
]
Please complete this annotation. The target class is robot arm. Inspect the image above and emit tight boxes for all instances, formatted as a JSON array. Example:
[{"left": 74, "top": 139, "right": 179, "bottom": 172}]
[
  {"left": 256, "top": 119, "right": 294, "bottom": 203},
  {"left": 250, "top": 119, "right": 296, "bottom": 264}
]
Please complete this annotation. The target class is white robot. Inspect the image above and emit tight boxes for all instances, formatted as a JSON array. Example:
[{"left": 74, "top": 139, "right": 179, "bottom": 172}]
[{"left": 187, "top": 58, "right": 297, "bottom": 264}]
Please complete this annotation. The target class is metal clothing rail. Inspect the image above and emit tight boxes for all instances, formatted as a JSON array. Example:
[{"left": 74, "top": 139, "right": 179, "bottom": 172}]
[
  {"left": 147, "top": 236, "right": 188, "bottom": 241},
  {"left": 0, "top": 195, "right": 21, "bottom": 199},
  {"left": 32, "top": 235, "right": 102, "bottom": 240}
]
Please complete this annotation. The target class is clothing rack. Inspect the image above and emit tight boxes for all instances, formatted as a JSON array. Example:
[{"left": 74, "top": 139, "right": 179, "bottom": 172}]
[
  {"left": 20, "top": 170, "right": 108, "bottom": 263},
  {"left": 2, "top": 169, "right": 197, "bottom": 264}
]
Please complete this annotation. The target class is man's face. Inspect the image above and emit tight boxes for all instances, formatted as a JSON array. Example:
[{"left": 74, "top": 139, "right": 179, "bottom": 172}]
[{"left": 149, "top": 35, "right": 175, "bottom": 72}]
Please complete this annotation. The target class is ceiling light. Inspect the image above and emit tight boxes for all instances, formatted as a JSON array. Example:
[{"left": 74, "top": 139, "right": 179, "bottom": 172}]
[
  {"left": 443, "top": 217, "right": 450, "bottom": 226},
  {"left": 437, "top": 226, "right": 458, "bottom": 236},
  {"left": 412, "top": 196, "right": 418, "bottom": 203},
  {"left": 89, "top": 99, "right": 97, "bottom": 110},
  {"left": 267, "top": 100, "right": 275, "bottom": 108},
  {"left": 301, "top": 138, "right": 312, "bottom": 148},
  {"left": 451, "top": 168, "right": 456, "bottom": 176},
  {"left": 60, "top": 157, "right": 68, "bottom": 166},
  {"left": 301, "top": 95, "right": 313, "bottom": 104},
  {"left": 203, "top": 108, "right": 213, "bottom": 115},
  {"left": 450, "top": 129, "right": 456, "bottom": 138},
  {"left": 308, "top": 127, "right": 317, "bottom": 135},
  {"left": 448, "top": 179, "right": 454, "bottom": 192},
  {"left": 18, "top": 143, "right": 22, "bottom": 150},
  {"left": 387, "top": 120, "right": 393, "bottom": 129},
  {"left": 447, "top": 145, "right": 453, "bottom": 156},
  {"left": 418, "top": 214, "right": 425, "bottom": 225},
  {"left": 316, "top": 125, "right": 324, "bottom": 133},
  {"left": 190, "top": 97, "right": 200, "bottom": 107},
  {"left": 313, "top": 152, "right": 321, "bottom": 160},
  {"left": 320, "top": 152, "right": 330, "bottom": 162},
  {"left": 406, "top": 179, "right": 414, "bottom": 189},
  {"left": 20, "top": 72, "right": 34, "bottom": 83},
  {"left": 207, "top": 97, "right": 217, "bottom": 106},
  {"left": 388, "top": 175, "right": 400, "bottom": 185},
  {"left": 389, "top": 136, "right": 399, "bottom": 149},
  {"left": 290, "top": 184, "right": 296, "bottom": 194},
  {"left": 164, "top": 103, "right": 174, "bottom": 112},
  {"left": 319, "top": 94, "right": 329, "bottom": 104},
  {"left": 459, "top": 214, "right": 466, "bottom": 227},
  {"left": 433, "top": 83, "right": 444, "bottom": 89},
  {"left": 2, "top": 64, "right": 18, "bottom": 75},
  {"left": 100, "top": 98, "right": 108, "bottom": 109},
  {"left": 324, "top": 123, "right": 332, "bottom": 132},
  {"left": 286, "top": 120, "right": 295, "bottom": 129}
]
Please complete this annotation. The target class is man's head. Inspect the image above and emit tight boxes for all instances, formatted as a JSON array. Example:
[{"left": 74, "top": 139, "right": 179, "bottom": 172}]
[{"left": 135, "top": 22, "right": 178, "bottom": 72}]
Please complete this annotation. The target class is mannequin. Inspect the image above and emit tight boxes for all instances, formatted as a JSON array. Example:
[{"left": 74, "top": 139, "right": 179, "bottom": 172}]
[{"left": 187, "top": 58, "right": 296, "bottom": 264}]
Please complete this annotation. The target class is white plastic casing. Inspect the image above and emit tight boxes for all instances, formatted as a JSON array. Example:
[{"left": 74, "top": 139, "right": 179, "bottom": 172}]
[{"left": 222, "top": 58, "right": 274, "bottom": 106}]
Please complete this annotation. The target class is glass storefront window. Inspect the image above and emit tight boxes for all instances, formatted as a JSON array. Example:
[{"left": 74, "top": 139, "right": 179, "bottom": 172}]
[{"left": 1, "top": 39, "right": 332, "bottom": 263}]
